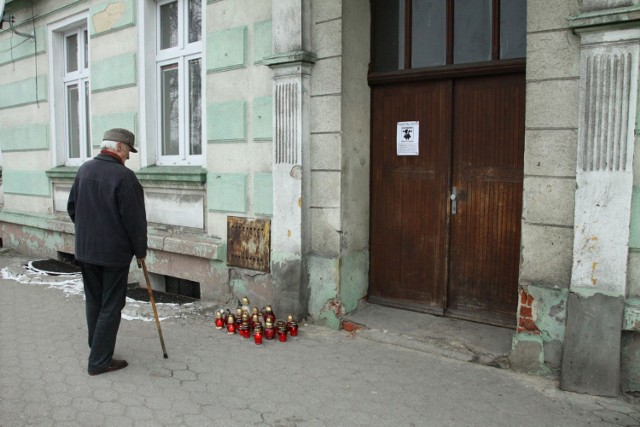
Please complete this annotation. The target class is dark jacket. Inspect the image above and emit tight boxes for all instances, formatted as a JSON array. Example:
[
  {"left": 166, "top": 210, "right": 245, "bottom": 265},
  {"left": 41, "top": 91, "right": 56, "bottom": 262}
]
[{"left": 67, "top": 153, "right": 147, "bottom": 267}]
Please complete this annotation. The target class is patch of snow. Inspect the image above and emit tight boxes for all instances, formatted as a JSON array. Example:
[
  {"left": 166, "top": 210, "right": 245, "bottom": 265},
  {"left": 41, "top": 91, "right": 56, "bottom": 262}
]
[
  {"left": 1, "top": 264, "right": 84, "bottom": 296},
  {"left": 122, "top": 314, "right": 170, "bottom": 322},
  {"left": 1, "top": 264, "right": 180, "bottom": 321}
]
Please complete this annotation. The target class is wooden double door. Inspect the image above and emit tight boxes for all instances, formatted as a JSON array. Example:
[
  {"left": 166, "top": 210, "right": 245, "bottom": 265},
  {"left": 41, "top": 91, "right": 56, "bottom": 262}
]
[{"left": 369, "top": 72, "right": 524, "bottom": 327}]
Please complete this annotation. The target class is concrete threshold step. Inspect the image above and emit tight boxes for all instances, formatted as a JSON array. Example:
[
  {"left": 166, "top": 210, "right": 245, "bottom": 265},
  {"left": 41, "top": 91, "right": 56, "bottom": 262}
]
[{"left": 341, "top": 303, "right": 514, "bottom": 369}]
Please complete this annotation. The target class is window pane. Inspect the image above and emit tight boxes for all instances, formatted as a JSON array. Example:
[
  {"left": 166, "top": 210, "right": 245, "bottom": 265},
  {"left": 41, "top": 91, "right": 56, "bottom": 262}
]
[
  {"left": 161, "top": 64, "right": 179, "bottom": 156},
  {"left": 160, "top": 1, "right": 178, "bottom": 50},
  {"left": 66, "top": 34, "right": 78, "bottom": 73},
  {"left": 67, "top": 85, "right": 80, "bottom": 158},
  {"left": 500, "top": 0, "right": 526, "bottom": 59},
  {"left": 83, "top": 30, "right": 89, "bottom": 69},
  {"left": 412, "top": 0, "right": 446, "bottom": 68},
  {"left": 454, "top": 0, "right": 491, "bottom": 64},
  {"left": 188, "top": 0, "right": 201, "bottom": 43},
  {"left": 85, "top": 80, "right": 91, "bottom": 155},
  {"left": 188, "top": 58, "right": 202, "bottom": 155},
  {"left": 372, "top": 0, "right": 405, "bottom": 72}
]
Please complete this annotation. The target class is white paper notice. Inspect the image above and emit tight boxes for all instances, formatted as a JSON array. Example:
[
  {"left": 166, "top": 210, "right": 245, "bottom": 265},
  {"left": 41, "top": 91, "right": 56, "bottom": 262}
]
[{"left": 397, "top": 121, "right": 419, "bottom": 156}]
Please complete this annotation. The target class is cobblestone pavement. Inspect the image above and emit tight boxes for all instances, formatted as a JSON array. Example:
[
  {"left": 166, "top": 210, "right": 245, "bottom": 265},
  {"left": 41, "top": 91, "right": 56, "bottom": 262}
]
[{"left": 1, "top": 249, "right": 640, "bottom": 426}]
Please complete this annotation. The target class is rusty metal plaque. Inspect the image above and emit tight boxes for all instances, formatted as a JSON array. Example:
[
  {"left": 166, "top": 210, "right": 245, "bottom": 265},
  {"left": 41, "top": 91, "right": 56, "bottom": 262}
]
[{"left": 227, "top": 216, "right": 271, "bottom": 272}]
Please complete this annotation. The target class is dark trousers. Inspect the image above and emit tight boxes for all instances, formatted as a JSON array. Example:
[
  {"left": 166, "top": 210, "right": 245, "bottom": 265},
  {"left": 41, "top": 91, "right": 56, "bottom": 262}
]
[{"left": 80, "top": 262, "right": 129, "bottom": 372}]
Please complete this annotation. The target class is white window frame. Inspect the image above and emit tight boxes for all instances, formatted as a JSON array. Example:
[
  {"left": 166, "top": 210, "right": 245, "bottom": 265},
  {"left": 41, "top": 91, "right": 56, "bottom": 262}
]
[
  {"left": 154, "top": 0, "right": 204, "bottom": 166},
  {"left": 49, "top": 14, "right": 91, "bottom": 167}
]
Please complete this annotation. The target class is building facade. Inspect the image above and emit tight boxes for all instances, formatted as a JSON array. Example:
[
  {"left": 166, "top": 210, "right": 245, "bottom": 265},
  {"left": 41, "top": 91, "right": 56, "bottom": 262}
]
[{"left": 1, "top": 0, "right": 640, "bottom": 396}]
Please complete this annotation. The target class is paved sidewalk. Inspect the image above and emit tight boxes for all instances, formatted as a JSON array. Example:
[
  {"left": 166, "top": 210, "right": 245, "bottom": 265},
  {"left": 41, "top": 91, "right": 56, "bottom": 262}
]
[{"left": 1, "top": 249, "right": 640, "bottom": 427}]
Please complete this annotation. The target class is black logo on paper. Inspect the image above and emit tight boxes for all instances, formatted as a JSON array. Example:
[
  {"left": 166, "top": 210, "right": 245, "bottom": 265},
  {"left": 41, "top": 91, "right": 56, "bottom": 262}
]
[{"left": 402, "top": 127, "right": 413, "bottom": 141}]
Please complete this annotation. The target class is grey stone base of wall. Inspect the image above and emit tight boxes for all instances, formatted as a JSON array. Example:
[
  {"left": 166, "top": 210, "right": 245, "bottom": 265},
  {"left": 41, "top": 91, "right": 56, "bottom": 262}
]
[
  {"left": 560, "top": 291, "right": 624, "bottom": 397},
  {"left": 272, "top": 256, "right": 308, "bottom": 321},
  {"left": 622, "top": 331, "right": 640, "bottom": 393}
]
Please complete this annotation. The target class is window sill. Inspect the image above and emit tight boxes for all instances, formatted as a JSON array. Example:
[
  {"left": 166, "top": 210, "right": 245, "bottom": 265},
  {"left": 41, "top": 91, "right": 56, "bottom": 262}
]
[
  {"left": 137, "top": 166, "right": 207, "bottom": 185},
  {"left": 46, "top": 166, "right": 80, "bottom": 180}
]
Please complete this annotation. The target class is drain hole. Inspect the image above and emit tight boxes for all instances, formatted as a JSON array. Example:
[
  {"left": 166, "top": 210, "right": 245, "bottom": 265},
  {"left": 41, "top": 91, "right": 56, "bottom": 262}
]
[
  {"left": 27, "top": 258, "right": 81, "bottom": 275},
  {"left": 127, "top": 287, "right": 199, "bottom": 305},
  {"left": 166, "top": 276, "right": 200, "bottom": 299},
  {"left": 127, "top": 274, "right": 200, "bottom": 305}
]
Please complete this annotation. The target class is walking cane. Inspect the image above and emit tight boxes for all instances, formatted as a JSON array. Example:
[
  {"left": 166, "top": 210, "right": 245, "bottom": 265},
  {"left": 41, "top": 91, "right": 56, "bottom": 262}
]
[{"left": 138, "top": 258, "right": 168, "bottom": 359}]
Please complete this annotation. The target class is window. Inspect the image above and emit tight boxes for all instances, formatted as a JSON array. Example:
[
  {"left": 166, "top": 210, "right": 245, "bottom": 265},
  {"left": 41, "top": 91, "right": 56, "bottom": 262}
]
[
  {"left": 155, "top": 0, "right": 203, "bottom": 165},
  {"left": 372, "top": 0, "right": 526, "bottom": 72},
  {"left": 49, "top": 14, "right": 90, "bottom": 167},
  {"left": 62, "top": 27, "right": 90, "bottom": 165}
]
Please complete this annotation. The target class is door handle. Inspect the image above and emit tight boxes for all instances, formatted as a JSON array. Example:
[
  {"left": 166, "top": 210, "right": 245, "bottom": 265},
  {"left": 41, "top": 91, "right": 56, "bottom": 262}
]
[{"left": 450, "top": 186, "right": 457, "bottom": 215}]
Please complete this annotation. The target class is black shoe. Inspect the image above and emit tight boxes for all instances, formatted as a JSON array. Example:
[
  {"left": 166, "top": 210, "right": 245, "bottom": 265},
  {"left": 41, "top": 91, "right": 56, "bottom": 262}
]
[{"left": 88, "top": 359, "right": 128, "bottom": 376}]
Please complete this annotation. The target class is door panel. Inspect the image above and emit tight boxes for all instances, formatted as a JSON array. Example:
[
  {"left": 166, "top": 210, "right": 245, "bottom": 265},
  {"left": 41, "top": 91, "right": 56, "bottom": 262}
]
[
  {"left": 369, "top": 81, "right": 451, "bottom": 311},
  {"left": 446, "top": 73, "right": 525, "bottom": 326},
  {"left": 369, "top": 0, "right": 526, "bottom": 327}
]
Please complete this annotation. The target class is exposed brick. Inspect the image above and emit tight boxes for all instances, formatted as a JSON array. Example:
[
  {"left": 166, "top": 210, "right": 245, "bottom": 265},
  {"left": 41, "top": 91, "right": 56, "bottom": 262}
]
[
  {"left": 341, "top": 320, "right": 366, "bottom": 333},
  {"left": 520, "top": 306, "right": 532, "bottom": 318},
  {"left": 522, "top": 318, "right": 539, "bottom": 332},
  {"left": 521, "top": 290, "right": 528, "bottom": 305},
  {"left": 527, "top": 294, "right": 534, "bottom": 305}
]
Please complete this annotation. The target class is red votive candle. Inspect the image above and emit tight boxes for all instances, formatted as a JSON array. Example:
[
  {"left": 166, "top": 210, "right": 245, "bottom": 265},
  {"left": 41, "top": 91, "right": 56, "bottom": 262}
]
[
  {"left": 215, "top": 317, "right": 224, "bottom": 330},
  {"left": 226, "top": 315, "right": 236, "bottom": 334}
]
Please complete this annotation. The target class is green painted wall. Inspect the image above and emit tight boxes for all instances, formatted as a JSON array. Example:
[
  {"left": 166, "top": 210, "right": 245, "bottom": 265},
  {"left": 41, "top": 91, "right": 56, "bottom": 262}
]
[
  {"left": 0, "top": 75, "right": 47, "bottom": 109},
  {"left": 529, "top": 284, "right": 568, "bottom": 343},
  {"left": 0, "top": 26, "right": 46, "bottom": 66},
  {"left": 92, "top": 112, "right": 137, "bottom": 148},
  {"left": 91, "top": 53, "right": 136, "bottom": 92},
  {"left": 207, "top": 101, "right": 246, "bottom": 142},
  {"left": 307, "top": 256, "right": 339, "bottom": 316},
  {"left": 339, "top": 250, "right": 369, "bottom": 313},
  {"left": 206, "top": 26, "right": 247, "bottom": 72},
  {"left": 3, "top": 170, "right": 50, "bottom": 196},
  {"left": 253, "top": 20, "right": 272, "bottom": 64},
  {"left": 207, "top": 173, "right": 247, "bottom": 212},
  {"left": 253, "top": 173, "right": 273, "bottom": 216},
  {"left": 1, "top": 124, "right": 49, "bottom": 151},
  {"left": 253, "top": 96, "right": 273, "bottom": 141}
]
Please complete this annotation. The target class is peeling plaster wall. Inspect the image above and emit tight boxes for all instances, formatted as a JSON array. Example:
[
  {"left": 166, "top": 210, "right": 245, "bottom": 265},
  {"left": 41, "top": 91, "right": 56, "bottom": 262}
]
[
  {"left": 0, "top": 222, "right": 74, "bottom": 261},
  {"left": 515, "top": 0, "right": 581, "bottom": 374},
  {"left": 338, "top": 0, "right": 370, "bottom": 314},
  {"left": 511, "top": 285, "right": 568, "bottom": 375},
  {"left": 520, "top": 0, "right": 640, "bottom": 393},
  {"left": 305, "top": 0, "right": 370, "bottom": 324}
]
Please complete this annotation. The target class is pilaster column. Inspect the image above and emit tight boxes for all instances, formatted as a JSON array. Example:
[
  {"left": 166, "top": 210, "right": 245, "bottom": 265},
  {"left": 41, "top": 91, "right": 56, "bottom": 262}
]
[
  {"left": 562, "top": 5, "right": 640, "bottom": 396},
  {"left": 264, "top": 0, "right": 316, "bottom": 318}
]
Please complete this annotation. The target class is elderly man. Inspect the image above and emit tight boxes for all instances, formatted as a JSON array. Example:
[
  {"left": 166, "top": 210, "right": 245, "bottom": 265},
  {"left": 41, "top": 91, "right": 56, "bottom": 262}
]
[{"left": 67, "top": 128, "right": 147, "bottom": 376}]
